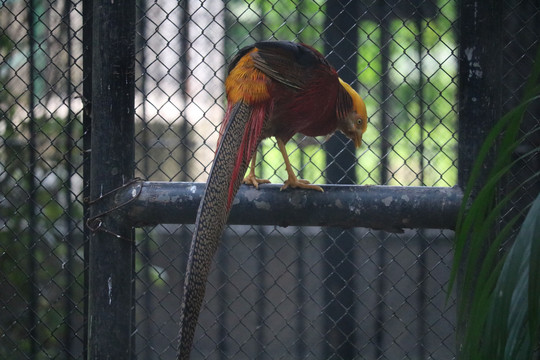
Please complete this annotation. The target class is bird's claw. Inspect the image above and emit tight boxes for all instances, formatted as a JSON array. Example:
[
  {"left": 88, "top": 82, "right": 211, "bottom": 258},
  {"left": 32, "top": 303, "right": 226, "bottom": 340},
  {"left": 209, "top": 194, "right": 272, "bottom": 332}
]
[
  {"left": 280, "top": 178, "right": 324, "bottom": 192},
  {"left": 243, "top": 174, "right": 271, "bottom": 189}
]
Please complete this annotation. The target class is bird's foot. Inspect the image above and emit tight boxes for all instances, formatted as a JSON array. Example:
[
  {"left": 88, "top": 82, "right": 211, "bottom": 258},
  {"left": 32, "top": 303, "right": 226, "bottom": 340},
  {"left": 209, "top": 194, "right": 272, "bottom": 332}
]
[
  {"left": 243, "top": 174, "right": 271, "bottom": 189},
  {"left": 280, "top": 177, "right": 324, "bottom": 192}
]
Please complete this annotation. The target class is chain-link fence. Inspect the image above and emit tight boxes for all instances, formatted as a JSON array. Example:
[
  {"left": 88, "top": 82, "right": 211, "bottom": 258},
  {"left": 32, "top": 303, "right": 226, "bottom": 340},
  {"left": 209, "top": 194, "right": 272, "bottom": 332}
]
[
  {"left": 1, "top": 0, "right": 85, "bottom": 358},
  {"left": 1, "top": 0, "right": 538, "bottom": 359}
]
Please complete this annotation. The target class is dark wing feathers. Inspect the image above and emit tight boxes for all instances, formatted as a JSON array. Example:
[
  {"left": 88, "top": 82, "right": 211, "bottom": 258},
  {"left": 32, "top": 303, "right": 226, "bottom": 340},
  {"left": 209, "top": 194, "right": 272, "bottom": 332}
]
[
  {"left": 251, "top": 51, "right": 305, "bottom": 90},
  {"left": 227, "top": 44, "right": 257, "bottom": 73},
  {"left": 253, "top": 41, "right": 327, "bottom": 68},
  {"left": 228, "top": 41, "right": 334, "bottom": 91}
]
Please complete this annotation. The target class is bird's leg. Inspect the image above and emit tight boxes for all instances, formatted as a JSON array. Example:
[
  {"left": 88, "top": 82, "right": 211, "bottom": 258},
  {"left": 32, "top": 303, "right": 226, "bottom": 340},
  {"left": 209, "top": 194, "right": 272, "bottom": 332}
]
[
  {"left": 243, "top": 151, "right": 271, "bottom": 189},
  {"left": 277, "top": 139, "right": 323, "bottom": 192}
]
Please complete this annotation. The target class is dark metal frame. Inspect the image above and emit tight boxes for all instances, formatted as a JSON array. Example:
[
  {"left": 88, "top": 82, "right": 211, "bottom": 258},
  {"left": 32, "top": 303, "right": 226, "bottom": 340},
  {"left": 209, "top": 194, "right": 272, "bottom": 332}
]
[
  {"left": 83, "top": 0, "right": 501, "bottom": 358},
  {"left": 85, "top": 0, "right": 136, "bottom": 358}
]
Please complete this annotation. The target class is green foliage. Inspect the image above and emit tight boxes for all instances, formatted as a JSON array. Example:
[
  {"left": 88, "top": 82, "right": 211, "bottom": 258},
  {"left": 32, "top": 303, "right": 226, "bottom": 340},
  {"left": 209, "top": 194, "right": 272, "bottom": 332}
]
[
  {"left": 450, "top": 45, "right": 540, "bottom": 359},
  {"left": 225, "top": 0, "right": 326, "bottom": 54},
  {"left": 486, "top": 194, "right": 540, "bottom": 359}
]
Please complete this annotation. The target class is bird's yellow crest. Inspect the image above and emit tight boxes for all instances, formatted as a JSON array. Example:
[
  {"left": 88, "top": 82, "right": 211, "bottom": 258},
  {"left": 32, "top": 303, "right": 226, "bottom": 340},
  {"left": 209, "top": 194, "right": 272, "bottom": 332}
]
[{"left": 338, "top": 78, "right": 368, "bottom": 133}]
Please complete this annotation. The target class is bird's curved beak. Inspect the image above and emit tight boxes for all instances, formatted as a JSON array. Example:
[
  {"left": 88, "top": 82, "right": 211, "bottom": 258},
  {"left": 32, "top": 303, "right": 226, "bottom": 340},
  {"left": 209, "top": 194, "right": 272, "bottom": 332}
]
[{"left": 353, "top": 129, "right": 363, "bottom": 148}]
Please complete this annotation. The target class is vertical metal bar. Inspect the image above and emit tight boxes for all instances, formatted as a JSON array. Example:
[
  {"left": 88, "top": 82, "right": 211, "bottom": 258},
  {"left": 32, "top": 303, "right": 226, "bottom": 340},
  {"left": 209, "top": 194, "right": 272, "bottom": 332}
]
[
  {"left": 82, "top": 0, "right": 93, "bottom": 358},
  {"left": 416, "top": 229, "right": 428, "bottom": 360},
  {"left": 414, "top": 13, "right": 428, "bottom": 360},
  {"left": 379, "top": 3, "right": 391, "bottom": 186},
  {"left": 254, "top": 4, "right": 268, "bottom": 357},
  {"left": 457, "top": 0, "right": 502, "bottom": 350},
  {"left": 373, "top": 232, "right": 386, "bottom": 359},
  {"left": 293, "top": 228, "right": 307, "bottom": 359},
  {"left": 295, "top": 149, "right": 307, "bottom": 358},
  {"left": 295, "top": 156, "right": 307, "bottom": 357},
  {"left": 295, "top": 5, "right": 307, "bottom": 357},
  {"left": 178, "top": 0, "right": 191, "bottom": 314},
  {"left": 323, "top": 1, "right": 359, "bottom": 358},
  {"left": 178, "top": 0, "right": 191, "bottom": 319},
  {"left": 87, "top": 0, "right": 136, "bottom": 358},
  {"left": 415, "top": 25, "right": 426, "bottom": 189},
  {"left": 374, "top": 2, "right": 391, "bottom": 358},
  {"left": 26, "top": 1, "right": 39, "bottom": 358},
  {"left": 458, "top": 0, "right": 502, "bottom": 190},
  {"left": 254, "top": 225, "right": 267, "bottom": 357},
  {"left": 178, "top": 0, "right": 191, "bottom": 182},
  {"left": 62, "top": 1, "right": 76, "bottom": 357}
]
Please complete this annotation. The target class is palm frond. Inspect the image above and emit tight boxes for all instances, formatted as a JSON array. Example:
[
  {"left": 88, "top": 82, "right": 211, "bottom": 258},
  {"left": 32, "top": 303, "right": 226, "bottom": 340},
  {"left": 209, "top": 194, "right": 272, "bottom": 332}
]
[{"left": 450, "top": 44, "right": 540, "bottom": 359}]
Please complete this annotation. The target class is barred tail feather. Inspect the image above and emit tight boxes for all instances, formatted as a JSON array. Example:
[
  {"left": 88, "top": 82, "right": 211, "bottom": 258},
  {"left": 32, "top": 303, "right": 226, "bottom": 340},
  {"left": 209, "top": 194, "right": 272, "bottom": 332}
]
[{"left": 177, "top": 101, "right": 266, "bottom": 360}]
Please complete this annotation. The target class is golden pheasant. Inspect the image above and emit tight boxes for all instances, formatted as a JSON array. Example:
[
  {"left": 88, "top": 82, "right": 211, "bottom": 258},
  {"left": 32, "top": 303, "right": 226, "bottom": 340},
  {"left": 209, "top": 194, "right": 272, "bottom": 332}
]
[{"left": 177, "top": 40, "right": 367, "bottom": 359}]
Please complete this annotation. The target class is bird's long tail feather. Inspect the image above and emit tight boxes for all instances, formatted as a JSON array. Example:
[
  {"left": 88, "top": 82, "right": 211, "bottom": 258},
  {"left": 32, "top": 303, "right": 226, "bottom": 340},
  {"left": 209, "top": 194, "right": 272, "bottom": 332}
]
[{"left": 177, "top": 101, "right": 264, "bottom": 359}]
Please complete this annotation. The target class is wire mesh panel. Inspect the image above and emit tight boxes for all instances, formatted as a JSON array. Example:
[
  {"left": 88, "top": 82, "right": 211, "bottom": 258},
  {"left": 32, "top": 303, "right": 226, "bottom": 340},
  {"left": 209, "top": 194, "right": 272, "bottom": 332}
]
[
  {"left": 0, "top": 0, "right": 85, "bottom": 358},
  {"left": 132, "top": 1, "right": 458, "bottom": 359},
  {"left": 501, "top": 0, "right": 540, "bottom": 223},
  {"left": 1, "top": 0, "right": 539, "bottom": 359}
]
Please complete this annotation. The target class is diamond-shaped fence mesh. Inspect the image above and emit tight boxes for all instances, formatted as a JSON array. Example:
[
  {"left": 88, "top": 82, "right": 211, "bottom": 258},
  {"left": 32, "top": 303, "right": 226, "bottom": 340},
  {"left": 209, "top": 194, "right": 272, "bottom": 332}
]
[{"left": 0, "top": 0, "right": 538, "bottom": 359}]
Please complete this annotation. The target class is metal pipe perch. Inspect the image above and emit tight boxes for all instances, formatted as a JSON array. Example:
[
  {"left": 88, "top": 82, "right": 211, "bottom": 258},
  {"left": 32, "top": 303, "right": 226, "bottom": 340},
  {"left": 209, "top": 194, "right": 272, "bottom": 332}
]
[{"left": 115, "top": 181, "right": 462, "bottom": 232}]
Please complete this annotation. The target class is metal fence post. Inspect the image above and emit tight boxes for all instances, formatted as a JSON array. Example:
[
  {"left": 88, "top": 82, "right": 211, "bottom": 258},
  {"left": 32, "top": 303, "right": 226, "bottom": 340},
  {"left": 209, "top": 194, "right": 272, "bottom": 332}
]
[
  {"left": 458, "top": 0, "right": 502, "bottom": 189},
  {"left": 323, "top": 1, "right": 360, "bottom": 358},
  {"left": 87, "top": 0, "right": 136, "bottom": 358},
  {"left": 457, "top": 0, "right": 502, "bottom": 351},
  {"left": 26, "top": 1, "right": 39, "bottom": 357}
]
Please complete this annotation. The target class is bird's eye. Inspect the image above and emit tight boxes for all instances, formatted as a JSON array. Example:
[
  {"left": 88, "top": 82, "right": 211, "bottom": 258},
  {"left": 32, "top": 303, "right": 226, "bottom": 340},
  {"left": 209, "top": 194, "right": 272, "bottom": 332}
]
[{"left": 357, "top": 118, "right": 363, "bottom": 125}]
